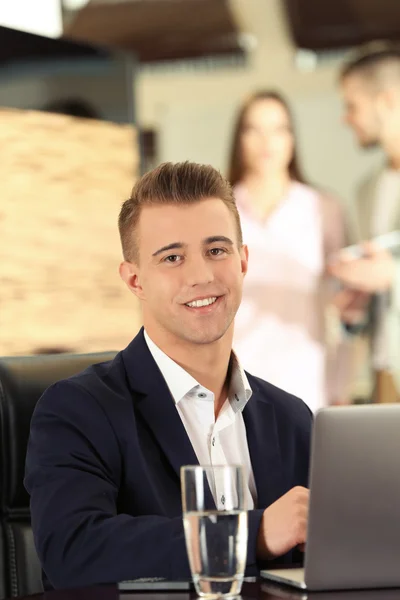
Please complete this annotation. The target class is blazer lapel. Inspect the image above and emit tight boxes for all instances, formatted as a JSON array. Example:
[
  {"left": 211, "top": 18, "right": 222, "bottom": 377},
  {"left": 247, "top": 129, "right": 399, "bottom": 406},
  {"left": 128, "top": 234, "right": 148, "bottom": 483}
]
[
  {"left": 360, "top": 165, "right": 400, "bottom": 237},
  {"left": 243, "top": 384, "right": 285, "bottom": 509},
  {"left": 121, "top": 329, "right": 199, "bottom": 479},
  {"left": 121, "top": 329, "right": 215, "bottom": 508},
  {"left": 358, "top": 168, "right": 382, "bottom": 240}
]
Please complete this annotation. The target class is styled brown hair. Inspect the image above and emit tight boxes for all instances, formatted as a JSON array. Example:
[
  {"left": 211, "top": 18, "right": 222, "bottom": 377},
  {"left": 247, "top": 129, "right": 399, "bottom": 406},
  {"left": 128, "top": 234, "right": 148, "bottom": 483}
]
[
  {"left": 118, "top": 161, "right": 243, "bottom": 262},
  {"left": 340, "top": 41, "right": 400, "bottom": 84},
  {"left": 227, "top": 90, "right": 306, "bottom": 187}
]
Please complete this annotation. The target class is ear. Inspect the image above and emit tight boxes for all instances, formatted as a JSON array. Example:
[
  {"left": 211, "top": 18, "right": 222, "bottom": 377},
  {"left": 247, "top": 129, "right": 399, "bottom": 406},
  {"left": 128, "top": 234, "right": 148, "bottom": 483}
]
[
  {"left": 119, "top": 261, "right": 146, "bottom": 300},
  {"left": 240, "top": 244, "right": 249, "bottom": 277}
]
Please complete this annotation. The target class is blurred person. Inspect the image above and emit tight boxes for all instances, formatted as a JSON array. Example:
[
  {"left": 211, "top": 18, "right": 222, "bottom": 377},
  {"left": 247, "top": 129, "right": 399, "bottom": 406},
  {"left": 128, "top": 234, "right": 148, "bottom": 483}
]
[
  {"left": 332, "top": 42, "right": 400, "bottom": 402},
  {"left": 25, "top": 161, "right": 312, "bottom": 590},
  {"left": 229, "top": 91, "right": 348, "bottom": 412}
]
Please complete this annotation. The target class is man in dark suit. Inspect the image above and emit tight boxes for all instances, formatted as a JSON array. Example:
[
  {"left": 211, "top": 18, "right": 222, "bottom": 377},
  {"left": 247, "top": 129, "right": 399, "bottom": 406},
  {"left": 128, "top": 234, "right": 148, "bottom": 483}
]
[{"left": 25, "top": 161, "right": 312, "bottom": 590}]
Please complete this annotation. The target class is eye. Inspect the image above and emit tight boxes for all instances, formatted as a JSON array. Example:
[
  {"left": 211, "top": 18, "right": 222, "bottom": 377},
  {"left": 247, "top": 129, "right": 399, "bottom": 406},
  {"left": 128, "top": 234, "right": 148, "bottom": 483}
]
[
  {"left": 242, "top": 124, "right": 258, "bottom": 135},
  {"left": 209, "top": 247, "right": 226, "bottom": 257},
  {"left": 163, "top": 254, "right": 182, "bottom": 264},
  {"left": 277, "top": 124, "right": 291, "bottom": 134}
]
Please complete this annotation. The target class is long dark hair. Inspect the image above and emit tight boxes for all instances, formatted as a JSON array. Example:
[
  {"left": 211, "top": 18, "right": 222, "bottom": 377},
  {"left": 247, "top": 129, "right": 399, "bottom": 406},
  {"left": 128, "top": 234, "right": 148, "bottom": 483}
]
[{"left": 227, "top": 90, "right": 306, "bottom": 186}]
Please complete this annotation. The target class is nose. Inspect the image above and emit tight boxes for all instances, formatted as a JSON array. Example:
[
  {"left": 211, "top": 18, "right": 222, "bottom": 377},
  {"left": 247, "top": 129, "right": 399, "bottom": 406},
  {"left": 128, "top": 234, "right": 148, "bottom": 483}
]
[
  {"left": 184, "top": 254, "right": 215, "bottom": 287},
  {"left": 259, "top": 130, "right": 271, "bottom": 145}
]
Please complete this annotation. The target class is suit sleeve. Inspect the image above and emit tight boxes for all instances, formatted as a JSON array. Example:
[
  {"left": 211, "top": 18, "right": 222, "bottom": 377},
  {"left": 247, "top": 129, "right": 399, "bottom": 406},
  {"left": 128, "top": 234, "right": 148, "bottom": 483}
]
[
  {"left": 340, "top": 179, "right": 372, "bottom": 335},
  {"left": 25, "top": 381, "right": 265, "bottom": 588},
  {"left": 25, "top": 381, "right": 192, "bottom": 588},
  {"left": 387, "top": 256, "right": 400, "bottom": 391},
  {"left": 390, "top": 257, "right": 400, "bottom": 313}
]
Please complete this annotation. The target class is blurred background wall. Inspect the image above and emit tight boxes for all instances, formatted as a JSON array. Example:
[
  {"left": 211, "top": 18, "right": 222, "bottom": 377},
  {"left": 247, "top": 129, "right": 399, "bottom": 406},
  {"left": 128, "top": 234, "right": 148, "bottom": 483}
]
[
  {"left": 0, "top": 19, "right": 140, "bottom": 356},
  {"left": 137, "top": 0, "right": 382, "bottom": 207},
  {"left": 0, "top": 108, "right": 139, "bottom": 355}
]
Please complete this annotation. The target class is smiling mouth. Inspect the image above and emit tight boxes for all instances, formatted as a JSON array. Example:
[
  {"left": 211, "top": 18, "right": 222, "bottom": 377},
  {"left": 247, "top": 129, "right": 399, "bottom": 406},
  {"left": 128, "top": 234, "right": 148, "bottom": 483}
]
[{"left": 184, "top": 296, "right": 218, "bottom": 308}]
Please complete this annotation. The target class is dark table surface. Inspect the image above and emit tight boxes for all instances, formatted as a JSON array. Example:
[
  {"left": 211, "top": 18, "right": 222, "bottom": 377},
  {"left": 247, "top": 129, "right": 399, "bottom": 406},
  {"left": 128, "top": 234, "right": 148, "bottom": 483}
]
[{"left": 16, "top": 580, "right": 400, "bottom": 600}]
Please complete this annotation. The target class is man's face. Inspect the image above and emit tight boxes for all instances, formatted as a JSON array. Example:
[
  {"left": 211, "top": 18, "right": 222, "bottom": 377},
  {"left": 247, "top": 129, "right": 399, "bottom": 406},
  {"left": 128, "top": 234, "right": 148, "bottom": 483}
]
[
  {"left": 120, "top": 198, "right": 248, "bottom": 347},
  {"left": 341, "top": 75, "right": 381, "bottom": 148}
]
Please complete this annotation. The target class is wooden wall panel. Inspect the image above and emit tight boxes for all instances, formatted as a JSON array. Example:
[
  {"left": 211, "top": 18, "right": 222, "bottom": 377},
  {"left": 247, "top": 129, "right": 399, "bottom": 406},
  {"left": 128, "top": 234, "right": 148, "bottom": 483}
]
[{"left": 0, "top": 108, "right": 142, "bottom": 355}]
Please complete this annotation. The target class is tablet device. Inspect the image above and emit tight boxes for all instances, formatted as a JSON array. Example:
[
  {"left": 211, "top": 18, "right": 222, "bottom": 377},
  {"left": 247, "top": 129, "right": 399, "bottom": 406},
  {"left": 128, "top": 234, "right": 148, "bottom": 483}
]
[{"left": 118, "top": 579, "right": 193, "bottom": 592}]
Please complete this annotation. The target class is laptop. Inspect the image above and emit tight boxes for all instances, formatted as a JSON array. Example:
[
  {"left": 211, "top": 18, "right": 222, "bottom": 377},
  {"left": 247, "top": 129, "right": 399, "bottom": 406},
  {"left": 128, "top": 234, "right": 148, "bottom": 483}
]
[
  {"left": 261, "top": 582, "right": 400, "bottom": 600},
  {"left": 261, "top": 404, "right": 400, "bottom": 591}
]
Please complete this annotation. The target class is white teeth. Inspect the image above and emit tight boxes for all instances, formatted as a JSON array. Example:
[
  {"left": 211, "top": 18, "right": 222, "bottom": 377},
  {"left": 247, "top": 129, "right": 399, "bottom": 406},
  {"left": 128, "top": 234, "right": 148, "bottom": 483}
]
[{"left": 186, "top": 297, "right": 217, "bottom": 308}]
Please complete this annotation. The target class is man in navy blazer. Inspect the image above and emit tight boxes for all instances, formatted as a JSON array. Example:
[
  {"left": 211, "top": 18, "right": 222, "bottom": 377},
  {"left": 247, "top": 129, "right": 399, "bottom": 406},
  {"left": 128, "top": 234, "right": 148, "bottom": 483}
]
[{"left": 25, "top": 162, "right": 312, "bottom": 590}]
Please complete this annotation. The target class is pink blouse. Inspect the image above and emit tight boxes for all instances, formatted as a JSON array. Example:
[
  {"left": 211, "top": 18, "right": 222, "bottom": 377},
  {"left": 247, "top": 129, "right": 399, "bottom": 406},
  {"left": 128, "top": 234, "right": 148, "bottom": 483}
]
[{"left": 233, "top": 182, "right": 345, "bottom": 412}]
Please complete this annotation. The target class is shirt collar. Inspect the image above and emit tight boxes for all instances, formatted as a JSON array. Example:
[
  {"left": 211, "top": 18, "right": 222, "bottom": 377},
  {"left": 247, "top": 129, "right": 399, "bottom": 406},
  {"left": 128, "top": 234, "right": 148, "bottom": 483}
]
[
  {"left": 144, "top": 330, "right": 252, "bottom": 411},
  {"left": 228, "top": 352, "right": 252, "bottom": 413}
]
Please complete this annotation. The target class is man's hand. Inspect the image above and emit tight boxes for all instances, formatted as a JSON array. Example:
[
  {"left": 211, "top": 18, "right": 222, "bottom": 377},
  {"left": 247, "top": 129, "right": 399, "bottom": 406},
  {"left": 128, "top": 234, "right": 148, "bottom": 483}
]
[
  {"left": 257, "top": 486, "right": 309, "bottom": 560},
  {"left": 331, "top": 288, "right": 371, "bottom": 325},
  {"left": 328, "top": 242, "right": 395, "bottom": 294}
]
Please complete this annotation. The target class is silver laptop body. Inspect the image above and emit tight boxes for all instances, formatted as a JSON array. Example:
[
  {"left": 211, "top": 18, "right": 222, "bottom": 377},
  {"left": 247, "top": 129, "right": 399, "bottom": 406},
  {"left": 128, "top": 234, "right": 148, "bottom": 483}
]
[{"left": 261, "top": 404, "right": 400, "bottom": 591}]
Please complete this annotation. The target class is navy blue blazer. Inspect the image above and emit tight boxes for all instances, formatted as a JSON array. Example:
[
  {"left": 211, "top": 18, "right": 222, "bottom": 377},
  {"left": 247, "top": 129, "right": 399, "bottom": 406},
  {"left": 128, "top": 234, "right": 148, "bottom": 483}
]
[{"left": 25, "top": 328, "right": 312, "bottom": 590}]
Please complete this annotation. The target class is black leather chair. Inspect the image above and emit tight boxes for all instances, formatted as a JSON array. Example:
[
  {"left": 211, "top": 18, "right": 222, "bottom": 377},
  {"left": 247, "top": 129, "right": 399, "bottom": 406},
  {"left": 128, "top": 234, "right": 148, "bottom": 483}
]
[{"left": 0, "top": 352, "right": 116, "bottom": 599}]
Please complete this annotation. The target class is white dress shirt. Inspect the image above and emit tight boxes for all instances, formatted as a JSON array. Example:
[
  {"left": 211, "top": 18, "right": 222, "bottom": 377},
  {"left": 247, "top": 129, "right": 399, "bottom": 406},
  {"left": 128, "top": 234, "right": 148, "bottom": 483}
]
[
  {"left": 144, "top": 331, "right": 257, "bottom": 510},
  {"left": 371, "top": 168, "right": 400, "bottom": 369}
]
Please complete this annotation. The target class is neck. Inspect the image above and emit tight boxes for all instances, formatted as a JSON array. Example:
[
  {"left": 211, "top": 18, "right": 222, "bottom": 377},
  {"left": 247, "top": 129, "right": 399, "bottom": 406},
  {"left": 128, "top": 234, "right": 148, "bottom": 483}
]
[
  {"left": 383, "top": 130, "right": 400, "bottom": 169},
  {"left": 145, "top": 325, "right": 233, "bottom": 416},
  {"left": 241, "top": 171, "right": 292, "bottom": 218},
  {"left": 243, "top": 170, "right": 290, "bottom": 191}
]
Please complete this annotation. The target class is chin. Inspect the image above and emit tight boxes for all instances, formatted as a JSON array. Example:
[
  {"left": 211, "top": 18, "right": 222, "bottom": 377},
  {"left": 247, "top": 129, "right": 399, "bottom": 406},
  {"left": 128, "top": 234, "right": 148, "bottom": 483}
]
[
  {"left": 257, "top": 162, "right": 279, "bottom": 175},
  {"left": 358, "top": 136, "right": 379, "bottom": 149},
  {"left": 185, "top": 330, "right": 227, "bottom": 345},
  {"left": 180, "top": 322, "right": 232, "bottom": 346}
]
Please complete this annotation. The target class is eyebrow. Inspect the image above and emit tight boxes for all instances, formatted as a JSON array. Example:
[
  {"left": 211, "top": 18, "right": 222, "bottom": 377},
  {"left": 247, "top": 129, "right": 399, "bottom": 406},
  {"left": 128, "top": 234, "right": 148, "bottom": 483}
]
[
  {"left": 152, "top": 242, "right": 185, "bottom": 257},
  {"left": 204, "top": 235, "right": 234, "bottom": 246},
  {"left": 152, "top": 236, "right": 234, "bottom": 258}
]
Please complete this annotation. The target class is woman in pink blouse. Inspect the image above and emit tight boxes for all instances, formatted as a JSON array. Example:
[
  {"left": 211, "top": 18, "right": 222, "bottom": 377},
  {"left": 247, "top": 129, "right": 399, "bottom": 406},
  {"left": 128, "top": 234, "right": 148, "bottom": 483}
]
[{"left": 229, "top": 90, "right": 347, "bottom": 412}]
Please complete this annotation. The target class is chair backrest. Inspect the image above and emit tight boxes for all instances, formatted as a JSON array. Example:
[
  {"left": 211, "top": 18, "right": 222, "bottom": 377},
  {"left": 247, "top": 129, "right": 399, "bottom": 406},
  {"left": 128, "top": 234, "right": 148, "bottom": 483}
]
[{"left": 0, "top": 352, "right": 117, "bottom": 598}]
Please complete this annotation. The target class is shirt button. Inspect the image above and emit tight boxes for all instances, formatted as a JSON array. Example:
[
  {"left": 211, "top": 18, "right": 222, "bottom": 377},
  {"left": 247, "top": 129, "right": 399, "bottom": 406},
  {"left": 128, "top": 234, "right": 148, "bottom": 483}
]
[
  {"left": 198, "top": 392, "right": 207, "bottom": 398},
  {"left": 221, "top": 495, "right": 225, "bottom": 506},
  {"left": 212, "top": 437, "right": 216, "bottom": 446}
]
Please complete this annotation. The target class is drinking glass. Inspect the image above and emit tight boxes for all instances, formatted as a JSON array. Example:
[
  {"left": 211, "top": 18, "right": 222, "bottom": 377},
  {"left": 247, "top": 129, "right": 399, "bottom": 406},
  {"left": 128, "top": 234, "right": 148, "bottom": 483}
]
[{"left": 181, "top": 465, "right": 248, "bottom": 598}]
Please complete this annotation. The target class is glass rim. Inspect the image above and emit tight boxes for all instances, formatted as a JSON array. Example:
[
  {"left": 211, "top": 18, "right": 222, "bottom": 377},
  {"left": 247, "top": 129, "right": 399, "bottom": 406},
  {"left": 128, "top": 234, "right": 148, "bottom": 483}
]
[{"left": 181, "top": 464, "right": 244, "bottom": 472}]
